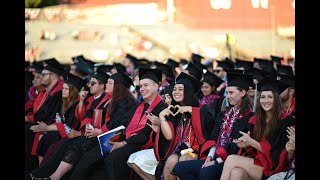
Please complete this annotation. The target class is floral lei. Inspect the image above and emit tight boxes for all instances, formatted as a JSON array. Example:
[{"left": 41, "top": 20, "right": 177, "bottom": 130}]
[
  {"left": 219, "top": 106, "right": 241, "bottom": 147},
  {"left": 200, "top": 94, "right": 220, "bottom": 107}
]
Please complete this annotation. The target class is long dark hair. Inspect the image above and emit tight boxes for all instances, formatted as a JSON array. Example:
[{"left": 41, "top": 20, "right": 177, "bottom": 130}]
[
  {"left": 106, "top": 81, "right": 135, "bottom": 116},
  {"left": 172, "top": 82, "right": 199, "bottom": 107},
  {"left": 61, "top": 83, "right": 79, "bottom": 115},
  {"left": 254, "top": 91, "right": 282, "bottom": 141}
]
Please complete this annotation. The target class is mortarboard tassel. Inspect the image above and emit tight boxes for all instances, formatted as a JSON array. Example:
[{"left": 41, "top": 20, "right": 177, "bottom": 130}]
[
  {"left": 224, "top": 80, "right": 229, "bottom": 107},
  {"left": 253, "top": 83, "right": 258, "bottom": 112}
]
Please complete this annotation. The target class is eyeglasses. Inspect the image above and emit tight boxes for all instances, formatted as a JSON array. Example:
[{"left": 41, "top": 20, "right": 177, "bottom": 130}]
[
  {"left": 41, "top": 73, "right": 53, "bottom": 76},
  {"left": 34, "top": 75, "right": 42, "bottom": 79},
  {"left": 89, "top": 81, "right": 101, "bottom": 86}
]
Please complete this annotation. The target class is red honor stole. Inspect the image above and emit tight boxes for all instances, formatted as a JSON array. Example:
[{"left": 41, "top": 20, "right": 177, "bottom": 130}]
[
  {"left": 126, "top": 95, "right": 162, "bottom": 139},
  {"left": 80, "top": 94, "right": 111, "bottom": 129},
  {"left": 31, "top": 80, "right": 63, "bottom": 155}
]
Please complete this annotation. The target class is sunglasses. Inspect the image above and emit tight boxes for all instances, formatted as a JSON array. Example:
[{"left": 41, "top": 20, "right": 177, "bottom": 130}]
[
  {"left": 89, "top": 81, "right": 101, "bottom": 86},
  {"left": 213, "top": 70, "right": 221, "bottom": 73}
]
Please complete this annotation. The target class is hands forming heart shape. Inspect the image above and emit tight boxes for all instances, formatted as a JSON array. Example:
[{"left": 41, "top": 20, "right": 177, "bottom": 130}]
[{"left": 168, "top": 105, "right": 181, "bottom": 117}]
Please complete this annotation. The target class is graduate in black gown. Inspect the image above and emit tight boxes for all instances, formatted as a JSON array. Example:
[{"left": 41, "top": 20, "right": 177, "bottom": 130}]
[
  {"left": 25, "top": 63, "right": 65, "bottom": 175},
  {"left": 30, "top": 73, "right": 85, "bottom": 162},
  {"left": 150, "top": 72, "right": 216, "bottom": 180},
  {"left": 199, "top": 71, "right": 224, "bottom": 119},
  {"left": 69, "top": 68, "right": 167, "bottom": 180},
  {"left": 30, "top": 73, "right": 83, "bottom": 160}
]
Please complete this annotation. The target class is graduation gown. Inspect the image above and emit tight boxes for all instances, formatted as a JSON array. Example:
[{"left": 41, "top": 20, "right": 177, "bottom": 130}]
[
  {"left": 153, "top": 105, "right": 215, "bottom": 180},
  {"left": 264, "top": 113, "right": 295, "bottom": 178},
  {"left": 33, "top": 96, "right": 138, "bottom": 178},
  {"left": 30, "top": 93, "right": 109, "bottom": 178},
  {"left": 25, "top": 79, "right": 63, "bottom": 175},
  {"left": 199, "top": 109, "right": 254, "bottom": 161},
  {"left": 36, "top": 101, "right": 81, "bottom": 156},
  {"left": 228, "top": 113, "right": 295, "bottom": 179},
  {"left": 77, "top": 95, "right": 167, "bottom": 180}
]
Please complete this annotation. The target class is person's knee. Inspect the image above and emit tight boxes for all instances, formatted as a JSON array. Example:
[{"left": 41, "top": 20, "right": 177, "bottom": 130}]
[
  {"left": 179, "top": 154, "right": 195, "bottom": 161},
  {"left": 230, "top": 168, "right": 247, "bottom": 179},
  {"left": 224, "top": 155, "right": 238, "bottom": 166},
  {"left": 165, "top": 155, "right": 178, "bottom": 170}
]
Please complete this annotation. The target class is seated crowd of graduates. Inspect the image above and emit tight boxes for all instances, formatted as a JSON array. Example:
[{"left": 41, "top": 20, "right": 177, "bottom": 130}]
[{"left": 25, "top": 53, "right": 295, "bottom": 180}]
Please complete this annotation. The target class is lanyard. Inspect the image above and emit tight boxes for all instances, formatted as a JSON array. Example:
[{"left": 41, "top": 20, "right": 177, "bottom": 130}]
[{"left": 284, "top": 157, "right": 295, "bottom": 180}]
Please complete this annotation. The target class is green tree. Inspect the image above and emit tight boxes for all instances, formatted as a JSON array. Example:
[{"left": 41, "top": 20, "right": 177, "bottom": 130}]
[{"left": 25, "top": 0, "right": 58, "bottom": 8}]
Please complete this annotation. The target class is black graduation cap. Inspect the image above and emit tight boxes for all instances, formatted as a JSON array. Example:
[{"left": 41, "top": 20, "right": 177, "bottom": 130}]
[
  {"left": 42, "top": 58, "right": 61, "bottom": 67},
  {"left": 194, "top": 62, "right": 207, "bottom": 73},
  {"left": 133, "top": 58, "right": 152, "bottom": 69},
  {"left": 276, "top": 64, "right": 294, "bottom": 76},
  {"left": 257, "top": 77, "right": 280, "bottom": 94},
  {"left": 254, "top": 58, "right": 277, "bottom": 76},
  {"left": 235, "top": 59, "right": 253, "bottom": 71},
  {"left": 185, "top": 62, "right": 203, "bottom": 81},
  {"left": 43, "top": 63, "right": 66, "bottom": 76},
  {"left": 125, "top": 53, "right": 138, "bottom": 63},
  {"left": 215, "top": 60, "right": 234, "bottom": 71},
  {"left": 270, "top": 55, "right": 283, "bottom": 65},
  {"left": 162, "top": 83, "right": 174, "bottom": 97},
  {"left": 254, "top": 58, "right": 272, "bottom": 67},
  {"left": 139, "top": 68, "right": 162, "bottom": 84},
  {"left": 191, "top": 53, "right": 204, "bottom": 64},
  {"left": 92, "top": 71, "right": 110, "bottom": 84},
  {"left": 109, "top": 71, "right": 134, "bottom": 89},
  {"left": 155, "top": 62, "right": 174, "bottom": 80},
  {"left": 244, "top": 67, "right": 267, "bottom": 82},
  {"left": 112, "top": 63, "right": 126, "bottom": 73},
  {"left": 226, "top": 69, "right": 245, "bottom": 74},
  {"left": 227, "top": 73, "right": 254, "bottom": 91},
  {"left": 166, "top": 58, "right": 179, "bottom": 70},
  {"left": 64, "top": 73, "right": 86, "bottom": 91},
  {"left": 95, "top": 64, "right": 113, "bottom": 74},
  {"left": 278, "top": 74, "right": 295, "bottom": 93},
  {"left": 31, "top": 61, "right": 44, "bottom": 73},
  {"left": 179, "top": 58, "right": 188, "bottom": 65},
  {"left": 72, "top": 55, "right": 94, "bottom": 76},
  {"left": 175, "top": 72, "right": 202, "bottom": 93},
  {"left": 202, "top": 71, "right": 224, "bottom": 88},
  {"left": 72, "top": 55, "right": 84, "bottom": 63}
]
